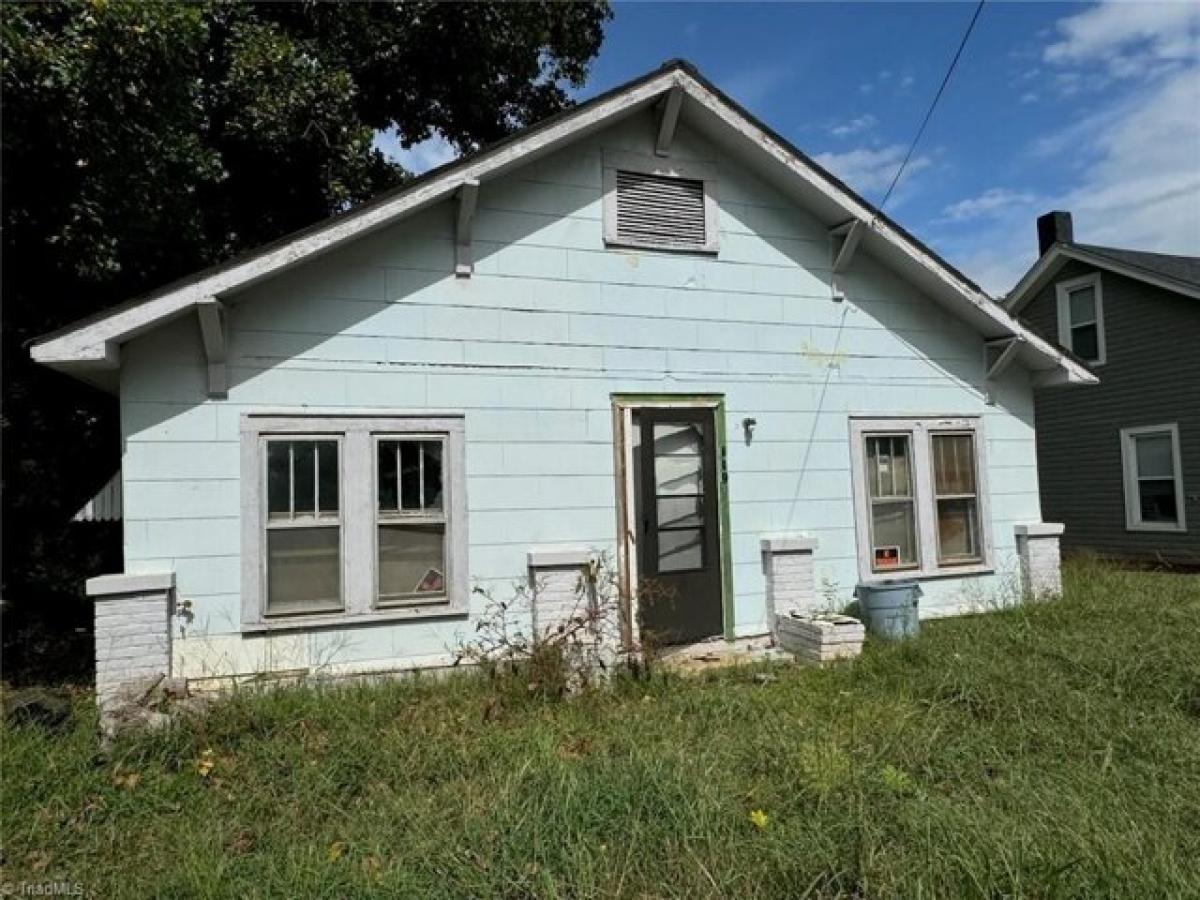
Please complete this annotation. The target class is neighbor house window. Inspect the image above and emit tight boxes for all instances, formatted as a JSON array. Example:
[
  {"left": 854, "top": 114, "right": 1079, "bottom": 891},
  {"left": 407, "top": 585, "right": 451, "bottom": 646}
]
[
  {"left": 851, "top": 418, "right": 991, "bottom": 580},
  {"left": 242, "top": 414, "right": 466, "bottom": 628},
  {"left": 1056, "top": 273, "right": 1105, "bottom": 364},
  {"left": 1120, "top": 423, "right": 1186, "bottom": 532},
  {"left": 603, "top": 150, "right": 719, "bottom": 253}
]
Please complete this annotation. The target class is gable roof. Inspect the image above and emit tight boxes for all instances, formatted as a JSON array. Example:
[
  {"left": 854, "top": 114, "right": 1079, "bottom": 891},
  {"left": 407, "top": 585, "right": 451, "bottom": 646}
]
[
  {"left": 31, "top": 59, "right": 1094, "bottom": 389},
  {"left": 1006, "top": 242, "right": 1200, "bottom": 316}
]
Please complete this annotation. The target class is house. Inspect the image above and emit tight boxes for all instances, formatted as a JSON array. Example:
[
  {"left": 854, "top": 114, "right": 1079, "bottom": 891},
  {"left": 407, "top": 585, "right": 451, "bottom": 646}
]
[
  {"left": 1004, "top": 212, "right": 1199, "bottom": 565},
  {"left": 30, "top": 61, "right": 1094, "bottom": 703}
]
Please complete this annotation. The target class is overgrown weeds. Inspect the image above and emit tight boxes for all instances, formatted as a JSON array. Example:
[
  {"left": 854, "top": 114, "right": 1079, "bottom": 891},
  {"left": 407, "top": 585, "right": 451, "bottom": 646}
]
[{"left": 3, "top": 561, "right": 1199, "bottom": 898}]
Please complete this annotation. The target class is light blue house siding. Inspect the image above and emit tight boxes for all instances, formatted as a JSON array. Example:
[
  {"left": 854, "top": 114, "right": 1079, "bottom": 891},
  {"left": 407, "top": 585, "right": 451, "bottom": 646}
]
[{"left": 118, "top": 112, "right": 1041, "bottom": 681}]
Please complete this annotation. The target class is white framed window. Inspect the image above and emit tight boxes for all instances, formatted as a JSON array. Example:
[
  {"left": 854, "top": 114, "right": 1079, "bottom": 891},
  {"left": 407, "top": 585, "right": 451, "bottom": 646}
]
[
  {"left": 263, "top": 436, "right": 344, "bottom": 616},
  {"left": 375, "top": 436, "right": 448, "bottom": 605},
  {"left": 241, "top": 413, "right": 467, "bottom": 629},
  {"left": 602, "top": 149, "right": 719, "bottom": 254},
  {"left": 1055, "top": 272, "right": 1105, "bottom": 365},
  {"left": 850, "top": 417, "right": 992, "bottom": 582},
  {"left": 1120, "top": 423, "right": 1186, "bottom": 533}
]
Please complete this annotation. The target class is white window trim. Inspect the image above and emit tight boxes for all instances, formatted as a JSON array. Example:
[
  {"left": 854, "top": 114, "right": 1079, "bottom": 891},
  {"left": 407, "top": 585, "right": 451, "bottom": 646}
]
[
  {"left": 241, "top": 413, "right": 468, "bottom": 631},
  {"left": 1120, "top": 423, "right": 1187, "bottom": 533},
  {"left": 1055, "top": 272, "right": 1106, "bottom": 365},
  {"left": 849, "top": 416, "right": 994, "bottom": 583},
  {"left": 602, "top": 148, "right": 720, "bottom": 254}
]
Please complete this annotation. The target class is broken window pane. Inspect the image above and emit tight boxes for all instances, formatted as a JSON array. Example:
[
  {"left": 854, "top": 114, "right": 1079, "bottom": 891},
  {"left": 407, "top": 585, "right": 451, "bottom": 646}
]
[{"left": 378, "top": 523, "right": 445, "bottom": 600}]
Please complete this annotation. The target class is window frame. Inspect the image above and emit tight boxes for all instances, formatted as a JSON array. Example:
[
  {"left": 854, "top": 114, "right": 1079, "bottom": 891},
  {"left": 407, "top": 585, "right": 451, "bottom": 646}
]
[
  {"left": 261, "top": 434, "right": 346, "bottom": 616},
  {"left": 1055, "top": 272, "right": 1106, "bottom": 365},
  {"left": 374, "top": 433, "right": 450, "bottom": 607},
  {"left": 602, "top": 149, "right": 720, "bottom": 254},
  {"left": 849, "top": 417, "right": 993, "bottom": 583},
  {"left": 241, "top": 413, "right": 468, "bottom": 631},
  {"left": 1120, "top": 423, "right": 1187, "bottom": 533}
]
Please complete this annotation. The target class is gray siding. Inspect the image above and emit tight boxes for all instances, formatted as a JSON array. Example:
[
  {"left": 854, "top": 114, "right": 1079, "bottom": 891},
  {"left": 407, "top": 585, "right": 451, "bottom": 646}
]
[{"left": 1021, "top": 259, "right": 1200, "bottom": 563}]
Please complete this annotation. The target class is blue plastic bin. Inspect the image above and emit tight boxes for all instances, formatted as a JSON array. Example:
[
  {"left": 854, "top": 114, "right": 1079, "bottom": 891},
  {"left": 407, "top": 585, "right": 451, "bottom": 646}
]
[{"left": 855, "top": 579, "right": 922, "bottom": 640}]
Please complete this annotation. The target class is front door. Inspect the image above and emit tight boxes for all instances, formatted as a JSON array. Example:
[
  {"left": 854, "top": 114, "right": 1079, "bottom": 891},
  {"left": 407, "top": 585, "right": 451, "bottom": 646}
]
[{"left": 634, "top": 407, "right": 723, "bottom": 644}]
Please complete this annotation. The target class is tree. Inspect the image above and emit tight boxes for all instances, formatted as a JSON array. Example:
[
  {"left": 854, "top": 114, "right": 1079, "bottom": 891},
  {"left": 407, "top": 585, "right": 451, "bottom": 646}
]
[{"left": 0, "top": 0, "right": 610, "bottom": 682}]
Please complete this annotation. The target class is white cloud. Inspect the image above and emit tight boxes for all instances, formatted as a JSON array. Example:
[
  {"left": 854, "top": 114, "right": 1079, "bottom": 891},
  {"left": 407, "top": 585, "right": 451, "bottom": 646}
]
[
  {"left": 373, "top": 130, "right": 458, "bottom": 175},
  {"left": 939, "top": 188, "right": 1041, "bottom": 224},
  {"left": 1059, "top": 66, "right": 1200, "bottom": 254},
  {"left": 1020, "top": 92, "right": 1039, "bottom": 104},
  {"left": 1044, "top": 1, "right": 1199, "bottom": 72},
  {"left": 718, "top": 63, "right": 792, "bottom": 109},
  {"left": 828, "top": 114, "right": 877, "bottom": 138},
  {"left": 813, "top": 144, "right": 932, "bottom": 196},
  {"left": 941, "top": 2, "right": 1200, "bottom": 294}
]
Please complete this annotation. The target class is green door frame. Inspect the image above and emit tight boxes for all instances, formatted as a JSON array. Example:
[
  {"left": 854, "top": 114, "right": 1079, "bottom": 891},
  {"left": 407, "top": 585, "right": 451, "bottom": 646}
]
[{"left": 611, "top": 393, "right": 735, "bottom": 641}]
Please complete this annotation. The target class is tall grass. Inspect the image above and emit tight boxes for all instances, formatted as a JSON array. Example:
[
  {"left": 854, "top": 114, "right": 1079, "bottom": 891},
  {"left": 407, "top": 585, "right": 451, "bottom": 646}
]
[{"left": 3, "top": 561, "right": 1199, "bottom": 898}]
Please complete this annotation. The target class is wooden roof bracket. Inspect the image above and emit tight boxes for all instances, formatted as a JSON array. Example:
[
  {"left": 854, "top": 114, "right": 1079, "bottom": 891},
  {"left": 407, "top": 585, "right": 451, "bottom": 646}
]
[
  {"left": 983, "top": 335, "right": 1025, "bottom": 405},
  {"left": 197, "top": 297, "right": 227, "bottom": 398},
  {"left": 455, "top": 178, "right": 480, "bottom": 277},
  {"left": 829, "top": 219, "right": 866, "bottom": 301},
  {"left": 655, "top": 86, "right": 684, "bottom": 157}
]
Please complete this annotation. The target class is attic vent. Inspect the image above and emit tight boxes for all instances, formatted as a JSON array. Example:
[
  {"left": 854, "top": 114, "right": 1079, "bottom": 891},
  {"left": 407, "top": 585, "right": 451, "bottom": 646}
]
[{"left": 615, "top": 171, "right": 708, "bottom": 249}]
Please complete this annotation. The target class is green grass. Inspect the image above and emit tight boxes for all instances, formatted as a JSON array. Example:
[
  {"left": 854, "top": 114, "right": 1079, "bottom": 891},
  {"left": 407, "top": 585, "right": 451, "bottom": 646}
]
[{"left": 4, "top": 562, "right": 1200, "bottom": 898}]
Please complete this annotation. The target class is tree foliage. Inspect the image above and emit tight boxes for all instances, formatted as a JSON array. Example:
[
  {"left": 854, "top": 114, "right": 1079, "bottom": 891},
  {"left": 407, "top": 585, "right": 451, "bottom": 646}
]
[{"left": 1, "top": 0, "right": 610, "bottom": 682}]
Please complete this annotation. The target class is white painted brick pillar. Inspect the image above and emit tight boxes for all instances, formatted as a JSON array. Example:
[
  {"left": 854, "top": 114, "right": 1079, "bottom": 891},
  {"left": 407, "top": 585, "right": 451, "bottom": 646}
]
[
  {"left": 760, "top": 534, "right": 819, "bottom": 635},
  {"left": 86, "top": 572, "right": 175, "bottom": 709},
  {"left": 1015, "top": 523, "right": 1065, "bottom": 598},
  {"left": 526, "top": 547, "right": 598, "bottom": 639}
]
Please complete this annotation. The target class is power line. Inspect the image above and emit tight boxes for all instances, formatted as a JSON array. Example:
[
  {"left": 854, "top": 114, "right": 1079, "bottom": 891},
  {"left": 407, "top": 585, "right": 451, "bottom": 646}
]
[{"left": 874, "top": 0, "right": 987, "bottom": 217}]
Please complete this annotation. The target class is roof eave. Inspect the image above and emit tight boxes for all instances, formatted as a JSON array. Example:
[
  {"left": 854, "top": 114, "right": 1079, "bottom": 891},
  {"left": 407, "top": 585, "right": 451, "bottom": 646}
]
[{"left": 30, "top": 58, "right": 1086, "bottom": 386}]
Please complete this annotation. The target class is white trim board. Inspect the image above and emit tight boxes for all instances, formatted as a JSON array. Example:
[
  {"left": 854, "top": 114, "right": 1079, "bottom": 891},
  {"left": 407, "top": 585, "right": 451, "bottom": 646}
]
[
  {"left": 30, "top": 60, "right": 1093, "bottom": 389},
  {"left": 1006, "top": 244, "right": 1200, "bottom": 317}
]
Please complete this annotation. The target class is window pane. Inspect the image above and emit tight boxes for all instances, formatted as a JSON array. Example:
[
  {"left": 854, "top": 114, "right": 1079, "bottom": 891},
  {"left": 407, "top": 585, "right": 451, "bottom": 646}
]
[
  {"left": 422, "top": 442, "right": 444, "bottom": 510},
  {"left": 933, "top": 433, "right": 976, "bottom": 495},
  {"left": 1134, "top": 434, "right": 1174, "bottom": 478},
  {"left": 658, "top": 528, "right": 703, "bottom": 572},
  {"left": 653, "top": 423, "right": 703, "bottom": 455},
  {"left": 267, "top": 527, "right": 341, "bottom": 614},
  {"left": 399, "top": 441, "right": 421, "bottom": 510},
  {"left": 267, "top": 442, "right": 290, "bottom": 518},
  {"left": 658, "top": 496, "right": 702, "bottom": 529},
  {"left": 655, "top": 454, "right": 702, "bottom": 496},
  {"left": 378, "top": 441, "right": 398, "bottom": 511},
  {"left": 378, "top": 523, "right": 445, "bottom": 599},
  {"left": 1068, "top": 286, "right": 1095, "bottom": 323},
  {"left": 293, "top": 441, "right": 316, "bottom": 515},
  {"left": 867, "top": 435, "right": 912, "bottom": 499},
  {"left": 1071, "top": 323, "right": 1099, "bottom": 361},
  {"left": 871, "top": 500, "right": 918, "bottom": 569},
  {"left": 1138, "top": 479, "right": 1178, "bottom": 523},
  {"left": 317, "top": 441, "right": 338, "bottom": 513},
  {"left": 936, "top": 498, "right": 980, "bottom": 562}
]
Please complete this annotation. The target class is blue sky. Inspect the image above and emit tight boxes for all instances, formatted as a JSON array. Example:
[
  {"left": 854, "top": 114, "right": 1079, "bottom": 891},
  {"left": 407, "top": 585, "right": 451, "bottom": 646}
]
[{"left": 379, "top": 1, "right": 1200, "bottom": 295}]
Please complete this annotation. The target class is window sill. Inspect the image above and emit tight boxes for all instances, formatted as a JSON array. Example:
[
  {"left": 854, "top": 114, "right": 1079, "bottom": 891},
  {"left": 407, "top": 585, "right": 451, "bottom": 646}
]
[
  {"left": 859, "top": 563, "right": 994, "bottom": 585},
  {"left": 1125, "top": 523, "right": 1187, "bottom": 534},
  {"left": 244, "top": 603, "right": 467, "bottom": 634},
  {"left": 604, "top": 238, "right": 718, "bottom": 256}
]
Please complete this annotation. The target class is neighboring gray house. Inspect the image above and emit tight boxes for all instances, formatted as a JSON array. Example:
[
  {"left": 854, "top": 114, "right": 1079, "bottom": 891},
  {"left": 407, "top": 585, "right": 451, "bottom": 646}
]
[
  {"left": 31, "top": 61, "right": 1092, "bottom": 704},
  {"left": 1005, "top": 212, "right": 1200, "bottom": 566}
]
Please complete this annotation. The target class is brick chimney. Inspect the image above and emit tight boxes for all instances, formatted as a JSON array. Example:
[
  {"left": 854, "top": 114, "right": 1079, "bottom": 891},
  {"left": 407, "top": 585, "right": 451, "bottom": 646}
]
[{"left": 1037, "top": 211, "right": 1073, "bottom": 256}]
